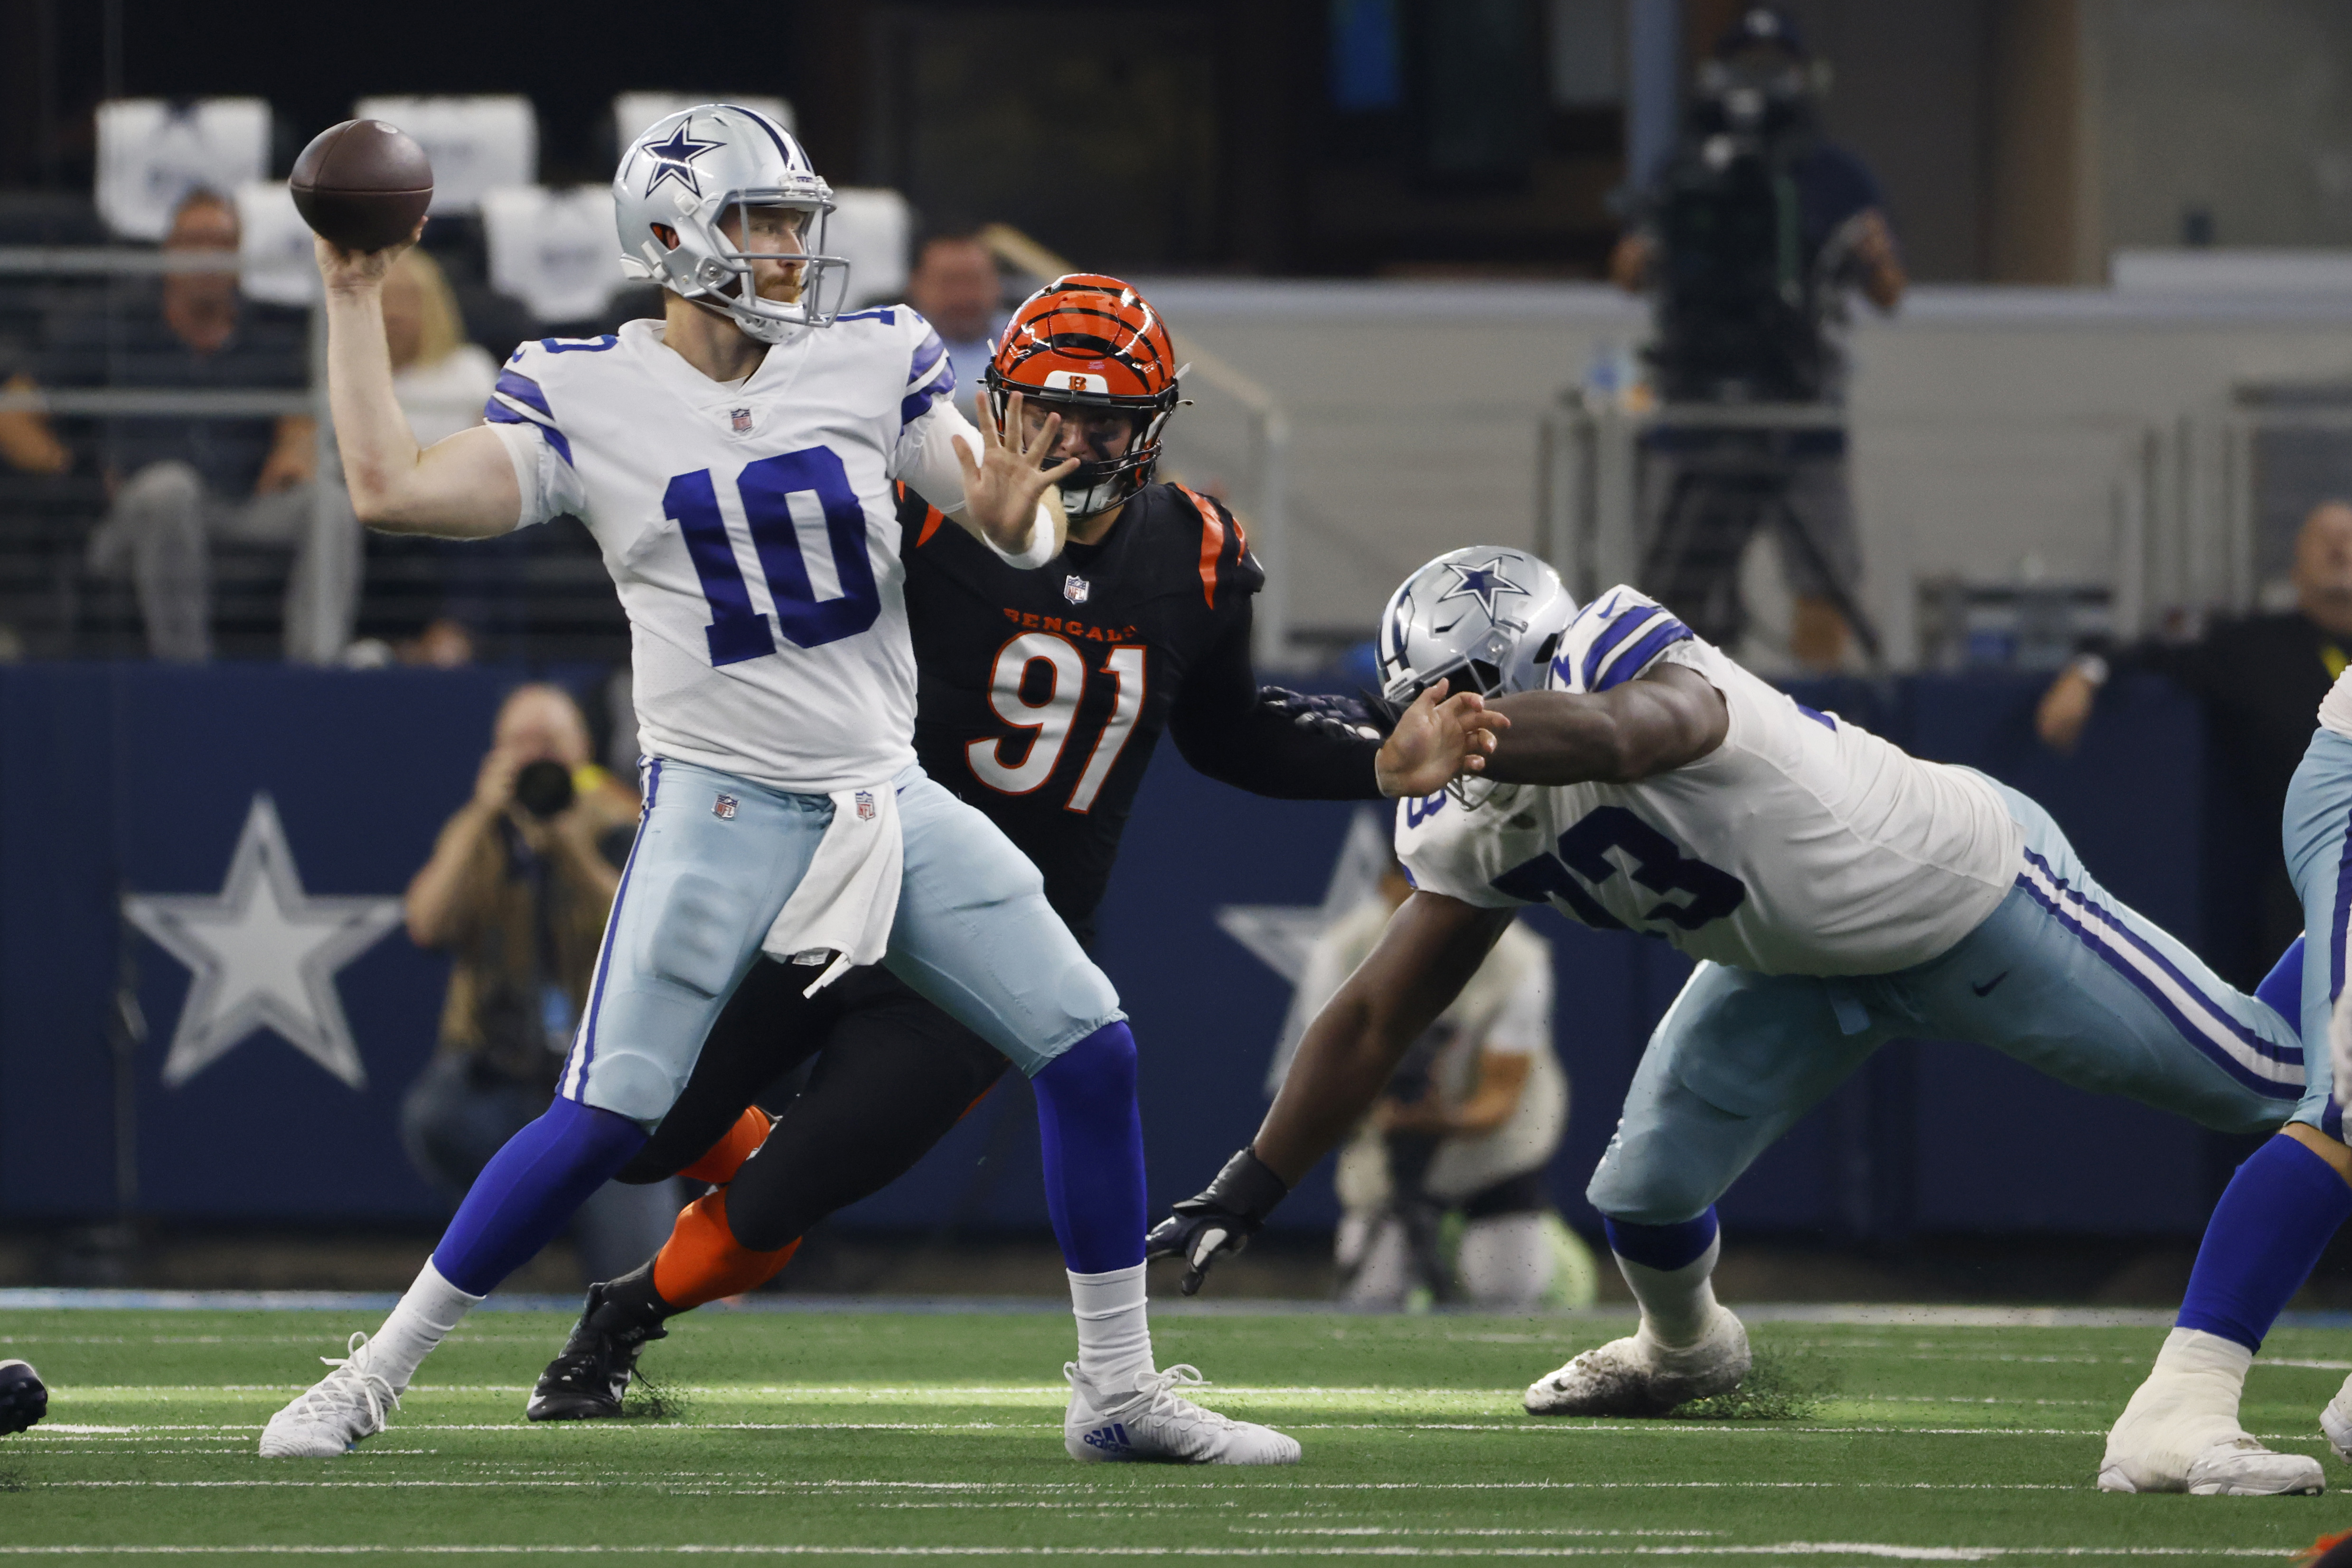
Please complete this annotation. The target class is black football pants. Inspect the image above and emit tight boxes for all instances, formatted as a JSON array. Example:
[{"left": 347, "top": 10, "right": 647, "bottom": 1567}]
[{"left": 615, "top": 959, "right": 1011, "bottom": 1254}]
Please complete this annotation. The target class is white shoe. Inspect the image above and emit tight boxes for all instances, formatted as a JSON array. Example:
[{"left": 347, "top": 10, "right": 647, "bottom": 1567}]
[
  {"left": 2320, "top": 1377, "right": 2352, "bottom": 1463},
  {"left": 2098, "top": 1437, "right": 2323, "bottom": 1496},
  {"left": 259, "top": 1333, "right": 400, "bottom": 1457},
  {"left": 2099, "top": 1364, "right": 2322, "bottom": 1496},
  {"left": 1524, "top": 1306, "right": 1750, "bottom": 1417},
  {"left": 1063, "top": 1363, "right": 1301, "bottom": 1465}
]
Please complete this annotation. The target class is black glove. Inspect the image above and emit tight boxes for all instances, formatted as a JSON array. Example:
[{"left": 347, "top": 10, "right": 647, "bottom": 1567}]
[
  {"left": 1259, "top": 686, "right": 1392, "bottom": 741},
  {"left": 1143, "top": 1147, "right": 1291, "bottom": 1296}
]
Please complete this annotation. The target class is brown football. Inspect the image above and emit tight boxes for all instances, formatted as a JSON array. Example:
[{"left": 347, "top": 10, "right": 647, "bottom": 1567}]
[{"left": 289, "top": 120, "right": 433, "bottom": 252}]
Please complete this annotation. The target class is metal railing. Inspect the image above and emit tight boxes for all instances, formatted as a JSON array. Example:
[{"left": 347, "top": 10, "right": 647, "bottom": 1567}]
[
  {"left": 979, "top": 225, "right": 1296, "bottom": 672},
  {"left": 0, "top": 244, "right": 343, "bottom": 662},
  {"left": 1535, "top": 392, "right": 1884, "bottom": 667},
  {"left": 2109, "top": 395, "right": 2352, "bottom": 641}
]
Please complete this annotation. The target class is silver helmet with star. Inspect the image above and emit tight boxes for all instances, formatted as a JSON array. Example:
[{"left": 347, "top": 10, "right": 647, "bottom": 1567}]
[
  {"left": 613, "top": 104, "right": 850, "bottom": 343},
  {"left": 1374, "top": 546, "right": 1578, "bottom": 708}
]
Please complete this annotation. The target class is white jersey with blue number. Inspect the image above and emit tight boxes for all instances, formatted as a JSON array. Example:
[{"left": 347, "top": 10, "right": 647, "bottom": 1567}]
[
  {"left": 1398, "top": 587, "right": 2024, "bottom": 976},
  {"left": 485, "top": 310, "right": 973, "bottom": 794}
]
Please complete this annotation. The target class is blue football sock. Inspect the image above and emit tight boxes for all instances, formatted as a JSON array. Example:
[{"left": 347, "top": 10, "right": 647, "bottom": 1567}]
[
  {"left": 431, "top": 1096, "right": 648, "bottom": 1297},
  {"left": 1031, "top": 1021, "right": 1147, "bottom": 1275},
  {"left": 2175, "top": 1133, "right": 2352, "bottom": 1351},
  {"left": 1603, "top": 1208, "right": 1719, "bottom": 1272},
  {"left": 2255, "top": 936, "right": 2305, "bottom": 1029}
]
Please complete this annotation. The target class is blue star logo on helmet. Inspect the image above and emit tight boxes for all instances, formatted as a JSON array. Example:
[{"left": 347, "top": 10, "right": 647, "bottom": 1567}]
[
  {"left": 1437, "top": 555, "right": 1528, "bottom": 619},
  {"left": 640, "top": 122, "right": 724, "bottom": 199}
]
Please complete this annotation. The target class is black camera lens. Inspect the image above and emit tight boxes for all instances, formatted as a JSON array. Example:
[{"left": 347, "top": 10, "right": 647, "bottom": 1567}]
[{"left": 513, "top": 759, "right": 577, "bottom": 820}]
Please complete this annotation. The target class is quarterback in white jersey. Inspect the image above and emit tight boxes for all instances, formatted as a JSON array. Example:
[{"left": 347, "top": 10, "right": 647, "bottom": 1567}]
[
  {"left": 260, "top": 105, "right": 1491, "bottom": 1465},
  {"left": 1151, "top": 546, "right": 2301, "bottom": 1426}
]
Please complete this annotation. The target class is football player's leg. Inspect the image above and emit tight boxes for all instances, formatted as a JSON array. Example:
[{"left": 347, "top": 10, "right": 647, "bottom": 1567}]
[
  {"left": 1532, "top": 962, "right": 1877, "bottom": 1418},
  {"left": 1906, "top": 780, "right": 2318, "bottom": 1494},
  {"left": 264, "top": 762, "right": 821, "bottom": 1457},
  {"left": 883, "top": 775, "right": 1298, "bottom": 1465}
]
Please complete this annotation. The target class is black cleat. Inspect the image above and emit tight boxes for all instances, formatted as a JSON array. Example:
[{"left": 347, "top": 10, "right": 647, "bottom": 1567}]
[
  {"left": 0, "top": 1359, "right": 48, "bottom": 1435},
  {"left": 526, "top": 1283, "right": 667, "bottom": 1421}
]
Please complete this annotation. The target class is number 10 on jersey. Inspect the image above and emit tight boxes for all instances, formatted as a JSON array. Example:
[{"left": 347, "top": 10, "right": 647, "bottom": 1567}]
[{"left": 967, "top": 632, "right": 1145, "bottom": 815}]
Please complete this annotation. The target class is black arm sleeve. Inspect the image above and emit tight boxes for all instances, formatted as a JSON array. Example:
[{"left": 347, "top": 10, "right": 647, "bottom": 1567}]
[{"left": 1168, "top": 600, "right": 1386, "bottom": 801}]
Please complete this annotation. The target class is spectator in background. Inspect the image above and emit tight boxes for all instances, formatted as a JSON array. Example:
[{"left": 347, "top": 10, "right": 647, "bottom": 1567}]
[
  {"left": 399, "top": 683, "right": 675, "bottom": 1283},
  {"left": 1295, "top": 855, "right": 1597, "bottom": 1312},
  {"left": 1611, "top": 5, "right": 1903, "bottom": 671},
  {"left": 904, "top": 230, "right": 1006, "bottom": 392},
  {"left": 2038, "top": 498, "right": 2352, "bottom": 988},
  {"left": 63, "top": 189, "right": 356, "bottom": 662},
  {"left": 381, "top": 248, "right": 499, "bottom": 451}
]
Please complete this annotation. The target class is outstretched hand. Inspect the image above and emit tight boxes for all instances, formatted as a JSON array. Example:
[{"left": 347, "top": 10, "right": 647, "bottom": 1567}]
[
  {"left": 1374, "top": 680, "right": 1510, "bottom": 799},
  {"left": 955, "top": 388, "right": 1076, "bottom": 558}
]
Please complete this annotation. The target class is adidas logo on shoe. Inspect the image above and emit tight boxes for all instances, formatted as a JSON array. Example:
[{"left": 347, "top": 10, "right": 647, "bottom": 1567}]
[{"left": 1082, "top": 1422, "right": 1132, "bottom": 1453}]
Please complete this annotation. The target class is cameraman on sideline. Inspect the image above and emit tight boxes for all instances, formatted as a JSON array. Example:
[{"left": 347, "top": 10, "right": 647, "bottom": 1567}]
[
  {"left": 1611, "top": 4, "right": 1905, "bottom": 671},
  {"left": 399, "top": 683, "right": 677, "bottom": 1282}
]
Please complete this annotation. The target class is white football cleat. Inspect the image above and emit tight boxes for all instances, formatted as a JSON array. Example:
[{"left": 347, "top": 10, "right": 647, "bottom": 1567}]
[
  {"left": 2099, "top": 1363, "right": 2322, "bottom": 1496},
  {"left": 2319, "top": 1377, "right": 2352, "bottom": 1463},
  {"left": 1525, "top": 1306, "right": 1750, "bottom": 1417},
  {"left": 2098, "top": 1437, "right": 2323, "bottom": 1496},
  {"left": 259, "top": 1333, "right": 400, "bottom": 1457},
  {"left": 1063, "top": 1363, "right": 1301, "bottom": 1465}
]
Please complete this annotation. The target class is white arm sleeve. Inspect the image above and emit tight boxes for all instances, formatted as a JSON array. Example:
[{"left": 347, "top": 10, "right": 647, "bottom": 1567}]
[
  {"left": 890, "top": 401, "right": 977, "bottom": 518},
  {"left": 488, "top": 420, "right": 581, "bottom": 529}
]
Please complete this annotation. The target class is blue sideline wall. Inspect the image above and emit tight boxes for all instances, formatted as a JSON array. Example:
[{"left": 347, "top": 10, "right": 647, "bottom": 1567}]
[{"left": 0, "top": 664, "right": 2251, "bottom": 1239}]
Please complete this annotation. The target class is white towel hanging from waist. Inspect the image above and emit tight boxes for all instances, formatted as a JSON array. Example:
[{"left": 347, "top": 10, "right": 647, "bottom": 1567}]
[{"left": 759, "top": 781, "right": 903, "bottom": 995}]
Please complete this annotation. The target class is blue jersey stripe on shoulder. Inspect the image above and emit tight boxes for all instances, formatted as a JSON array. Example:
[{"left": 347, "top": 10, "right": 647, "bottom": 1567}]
[
  {"left": 494, "top": 369, "right": 553, "bottom": 421},
  {"left": 900, "top": 355, "right": 957, "bottom": 427},
  {"left": 486, "top": 403, "right": 573, "bottom": 467},
  {"left": 1592, "top": 617, "right": 1692, "bottom": 691},
  {"left": 1580, "top": 603, "right": 1659, "bottom": 689},
  {"left": 908, "top": 330, "right": 946, "bottom": 385},
  {"left": 839, "top": 308, "right": 897, "bottom": 325}
]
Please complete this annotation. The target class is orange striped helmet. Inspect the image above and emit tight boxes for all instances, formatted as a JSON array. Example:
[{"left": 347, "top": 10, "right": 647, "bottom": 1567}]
[{"left": 985, "top": 273, "right": 1182, "bottom": 518}]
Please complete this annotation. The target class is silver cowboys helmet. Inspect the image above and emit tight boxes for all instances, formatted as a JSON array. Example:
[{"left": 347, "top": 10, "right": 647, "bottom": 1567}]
[
  {"left": 1376, "top": 546, "right": 1577, "bottom": 708},
  {"left": 613, "top": 104, "right": 850, "bottom": 343}
]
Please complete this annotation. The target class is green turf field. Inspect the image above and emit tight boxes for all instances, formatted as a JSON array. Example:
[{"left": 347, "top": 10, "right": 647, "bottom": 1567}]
[{"left": 5, "top": 1304, "right": 2352, "bottom": 1561}]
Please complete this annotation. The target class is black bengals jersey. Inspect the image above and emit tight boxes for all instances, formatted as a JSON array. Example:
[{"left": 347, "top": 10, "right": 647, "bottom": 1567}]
[{"left": 897, "top": 480, "right": 1384, "bottom": 945}]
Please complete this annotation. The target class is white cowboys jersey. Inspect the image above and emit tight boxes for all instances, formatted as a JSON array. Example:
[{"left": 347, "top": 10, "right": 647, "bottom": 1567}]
[
  {"left": 485, "top": 309, "right": 973, "bottom": 793},
  {"left": 1398, "top": 587, "right": 2025, "bottom": 976}
]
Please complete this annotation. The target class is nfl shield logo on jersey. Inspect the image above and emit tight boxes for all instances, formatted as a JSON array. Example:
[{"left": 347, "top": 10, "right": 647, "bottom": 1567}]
[
  {"left": 855, "top": 790, "right": 876, "bottom": 821},
  {"left": 1064, "top": 575, "right": 1090, "bottom": 605},
  {"left": 730, "top": 407, "right": 753, "bottom": 435}
]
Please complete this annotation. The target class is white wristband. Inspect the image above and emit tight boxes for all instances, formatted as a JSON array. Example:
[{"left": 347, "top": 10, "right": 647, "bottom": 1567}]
[{"left": 984, "top": 499, "right": 1059, "bottom": 570}]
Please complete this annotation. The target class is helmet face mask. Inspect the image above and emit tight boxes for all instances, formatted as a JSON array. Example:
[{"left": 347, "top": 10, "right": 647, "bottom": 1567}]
[
  {"left": 985, "top": 274, "right": 1181, "bottom": 520},
  {"left": 614, "top": 107, "right": 852, "bottom": 344}
]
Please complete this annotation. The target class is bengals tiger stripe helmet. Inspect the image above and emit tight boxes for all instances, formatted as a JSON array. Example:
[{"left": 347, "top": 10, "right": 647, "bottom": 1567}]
[{"left": 985, "top": 274, "right": 1182, "bottom": 519}]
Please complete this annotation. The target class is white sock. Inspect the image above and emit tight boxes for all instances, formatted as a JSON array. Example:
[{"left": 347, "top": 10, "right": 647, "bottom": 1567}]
[
  {"left": 1069, "top": 1264, "right": 1153, "bottom": 1395},
  {"left": 2108, "top": 1326, "right": 2253, "bottom": 1473},
  {"left": 1615, "top": 1232, "right": 1722, "bottom": 1348},
  {"left": 356, "top": 1260, "right": 483, "bottom": 1395}
]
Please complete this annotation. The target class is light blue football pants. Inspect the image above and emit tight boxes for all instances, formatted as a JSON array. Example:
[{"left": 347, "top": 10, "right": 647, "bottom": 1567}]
[
  {"left": 557, "top": 757, "right": 1122, "bottom": 1125},
  {"left": 1587, "top": 778, "right": 2305, "bottom": 1225},
  {"left": 2283, "top": 727, "right": 2352, "bottom": 1140}
]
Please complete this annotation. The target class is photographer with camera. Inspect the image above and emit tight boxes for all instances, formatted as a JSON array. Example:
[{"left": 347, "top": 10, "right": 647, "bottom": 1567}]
[
  {"left": 1611, "top": 4, "right": 1905, "bottom": 672},
  {"left": 397, "top": 683, "right": 673, "bottom": 1282}
]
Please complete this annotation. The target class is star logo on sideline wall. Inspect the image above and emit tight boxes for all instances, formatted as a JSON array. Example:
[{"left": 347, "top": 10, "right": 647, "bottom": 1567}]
[
  {"left": 1214, "top": 806, "right": 1395, "bottom": 1096},
  {"left": 1437, "top": 555, "right": 1528, "bottom": 619},
  {"left": 640, "top": 122, "right": 723, "bottom": 200},
  {"left": 123, "top": 794, "right": 403, "bottom": 1091}
]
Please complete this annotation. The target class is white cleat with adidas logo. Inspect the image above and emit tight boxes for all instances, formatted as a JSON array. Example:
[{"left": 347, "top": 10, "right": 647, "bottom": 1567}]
[
  {"left": 1525, "top": 1305, "right": 1750, "bottom": 1417},
  {"left": 1063, "top": 1363, "right": 1301, "bottom": 1465},
  {"left": 259, "top": 1333, "right": 400, "bottom": 1458},
  {"left": 2099, "top": 1348, "right": 2323, "bottom": 1496}
]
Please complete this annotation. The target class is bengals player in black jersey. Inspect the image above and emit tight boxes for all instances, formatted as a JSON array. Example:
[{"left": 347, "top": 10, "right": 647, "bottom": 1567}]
[{"left": 525, "top": 275, "right": 1485, "bottom": 1420}]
